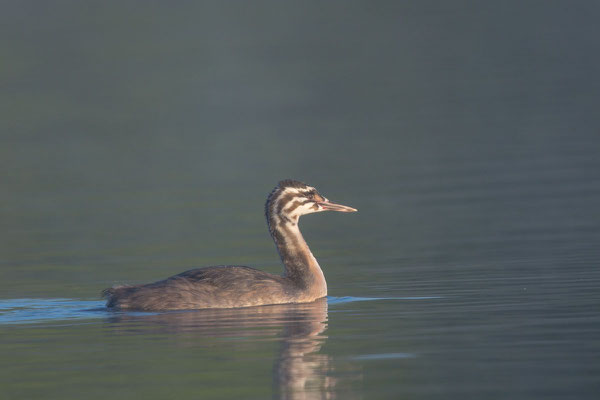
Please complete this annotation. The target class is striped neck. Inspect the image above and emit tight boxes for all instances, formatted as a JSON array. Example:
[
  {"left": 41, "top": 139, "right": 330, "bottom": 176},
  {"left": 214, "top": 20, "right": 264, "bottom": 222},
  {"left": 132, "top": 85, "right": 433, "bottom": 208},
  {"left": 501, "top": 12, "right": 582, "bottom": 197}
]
[
  {"left": 268, "top": 215, "right": 327, "bottom": 296},
  {"left": 265, "top": 188, "right": 327, "bottom": 298}
]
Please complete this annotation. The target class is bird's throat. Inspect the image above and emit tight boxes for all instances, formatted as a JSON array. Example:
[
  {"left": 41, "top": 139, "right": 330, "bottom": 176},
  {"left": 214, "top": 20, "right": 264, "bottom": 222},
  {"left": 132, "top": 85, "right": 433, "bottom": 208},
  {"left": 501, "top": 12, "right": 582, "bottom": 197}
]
[{"left": 269, "top": 217, "right": 327, "bottom": 298}]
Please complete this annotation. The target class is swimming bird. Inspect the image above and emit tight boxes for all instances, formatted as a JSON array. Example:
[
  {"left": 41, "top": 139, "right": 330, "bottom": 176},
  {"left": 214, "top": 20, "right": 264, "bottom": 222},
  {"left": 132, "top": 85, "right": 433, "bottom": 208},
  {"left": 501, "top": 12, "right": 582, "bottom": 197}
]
[{"left": 102, "top": 180, "right": 357, "bottom": 310}]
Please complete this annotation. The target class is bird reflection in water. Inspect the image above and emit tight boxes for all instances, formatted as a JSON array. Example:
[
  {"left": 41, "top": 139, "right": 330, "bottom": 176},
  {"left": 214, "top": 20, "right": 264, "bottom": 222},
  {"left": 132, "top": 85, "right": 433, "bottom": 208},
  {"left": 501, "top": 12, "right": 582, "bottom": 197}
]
[{"left": 105, "top": 297, "right": 355, "bottom": 399}]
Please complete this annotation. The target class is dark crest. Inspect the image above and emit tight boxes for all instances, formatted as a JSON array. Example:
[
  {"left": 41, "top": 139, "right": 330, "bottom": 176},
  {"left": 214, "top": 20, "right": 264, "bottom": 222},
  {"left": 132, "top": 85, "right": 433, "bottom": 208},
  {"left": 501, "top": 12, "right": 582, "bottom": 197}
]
[{"left": 278, "top": 179, "right": 308, "bottom": 189}]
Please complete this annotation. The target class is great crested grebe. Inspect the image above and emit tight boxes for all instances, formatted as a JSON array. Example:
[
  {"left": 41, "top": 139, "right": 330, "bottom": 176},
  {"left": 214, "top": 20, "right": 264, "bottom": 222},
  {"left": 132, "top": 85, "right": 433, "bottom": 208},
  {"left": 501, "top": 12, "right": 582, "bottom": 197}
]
[{"left": 102, "top": 180, "right": 357, "bottom": 310}]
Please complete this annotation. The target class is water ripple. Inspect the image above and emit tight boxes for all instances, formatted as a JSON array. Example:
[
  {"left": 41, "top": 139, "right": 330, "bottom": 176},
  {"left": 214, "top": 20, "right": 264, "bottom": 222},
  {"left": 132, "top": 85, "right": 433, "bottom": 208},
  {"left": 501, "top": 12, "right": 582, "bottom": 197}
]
[
  {"left": 0, "top": 298, "right": 108, "bottom": 325},
  {"left": 327, "top": 296, "right": 442, "bottom": 304},
  {"left": 0, "top": 296, "right": 442, "bottom": 325}
]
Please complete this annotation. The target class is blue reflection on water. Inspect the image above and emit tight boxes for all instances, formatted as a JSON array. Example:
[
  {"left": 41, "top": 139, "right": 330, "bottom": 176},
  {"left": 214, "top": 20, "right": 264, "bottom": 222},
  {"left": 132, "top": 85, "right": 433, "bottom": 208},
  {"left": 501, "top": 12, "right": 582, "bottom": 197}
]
[
  {"left": 0, "top": 296, "right": 442, "bottom": 325},
  {"left": 0, "top": 298, "right": 154, "bottom": 324},
  {"left": 327, "top": 296, "right": 442, "bottom": 304}
]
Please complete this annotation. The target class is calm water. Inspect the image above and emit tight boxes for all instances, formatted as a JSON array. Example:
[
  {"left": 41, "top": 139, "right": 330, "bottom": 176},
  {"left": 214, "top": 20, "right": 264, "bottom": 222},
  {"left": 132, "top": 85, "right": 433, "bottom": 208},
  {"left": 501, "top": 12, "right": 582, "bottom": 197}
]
[{"left": 1, "top": 2, "right": 599, "bottom": 399}]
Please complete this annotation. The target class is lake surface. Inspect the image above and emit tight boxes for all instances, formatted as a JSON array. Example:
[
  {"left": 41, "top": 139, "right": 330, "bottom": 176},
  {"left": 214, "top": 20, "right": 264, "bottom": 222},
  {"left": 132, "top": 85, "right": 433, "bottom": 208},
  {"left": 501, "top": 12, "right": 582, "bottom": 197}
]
[{"left": 1, "top": 2, "right": 599, "bottom": 399}]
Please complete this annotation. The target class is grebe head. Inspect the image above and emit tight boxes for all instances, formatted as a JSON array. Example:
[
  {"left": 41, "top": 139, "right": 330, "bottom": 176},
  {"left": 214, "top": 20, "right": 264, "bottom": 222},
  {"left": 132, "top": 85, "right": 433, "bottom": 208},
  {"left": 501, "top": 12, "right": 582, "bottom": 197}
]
[{"left": 266, "top": 180, "right": 357, "bottom": 228}]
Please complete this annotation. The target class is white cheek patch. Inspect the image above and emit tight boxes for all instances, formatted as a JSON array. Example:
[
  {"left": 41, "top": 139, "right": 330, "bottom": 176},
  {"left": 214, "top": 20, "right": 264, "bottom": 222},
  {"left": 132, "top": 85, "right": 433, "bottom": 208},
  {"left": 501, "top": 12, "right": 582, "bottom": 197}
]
[
  {"left": 300, "top": 202, "right": 325, "bottom": 216},
  {"left": 288, "top": 203, "right": 307, "bottom": 216},
  {"left": 302, "top": 203, "right": 318, "bottom": 214},
  {"left": 284, "top": 202, "right": 320, "bottom": 218}
]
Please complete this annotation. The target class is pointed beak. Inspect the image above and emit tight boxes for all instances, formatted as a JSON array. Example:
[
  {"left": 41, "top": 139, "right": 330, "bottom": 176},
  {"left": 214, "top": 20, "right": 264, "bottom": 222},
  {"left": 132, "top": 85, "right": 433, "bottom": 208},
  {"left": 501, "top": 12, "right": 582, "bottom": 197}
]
[{"left": 317, "top": 200, "right": 358, "bottom": 213}]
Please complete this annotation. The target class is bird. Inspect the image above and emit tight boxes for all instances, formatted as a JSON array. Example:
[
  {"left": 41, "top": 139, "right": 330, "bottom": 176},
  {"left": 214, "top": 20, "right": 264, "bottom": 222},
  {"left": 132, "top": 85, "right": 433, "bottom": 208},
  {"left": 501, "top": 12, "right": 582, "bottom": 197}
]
[{"left": 102, "top": 179, "right": 357, "bottom": 310}]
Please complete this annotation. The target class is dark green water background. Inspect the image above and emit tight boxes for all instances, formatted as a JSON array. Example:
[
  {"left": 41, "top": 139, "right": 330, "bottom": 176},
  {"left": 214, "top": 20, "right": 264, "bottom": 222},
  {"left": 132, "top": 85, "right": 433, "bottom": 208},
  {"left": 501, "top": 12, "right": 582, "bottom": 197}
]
[{"left": 1, "top": 2, "right": 599, "bottom": 399}]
